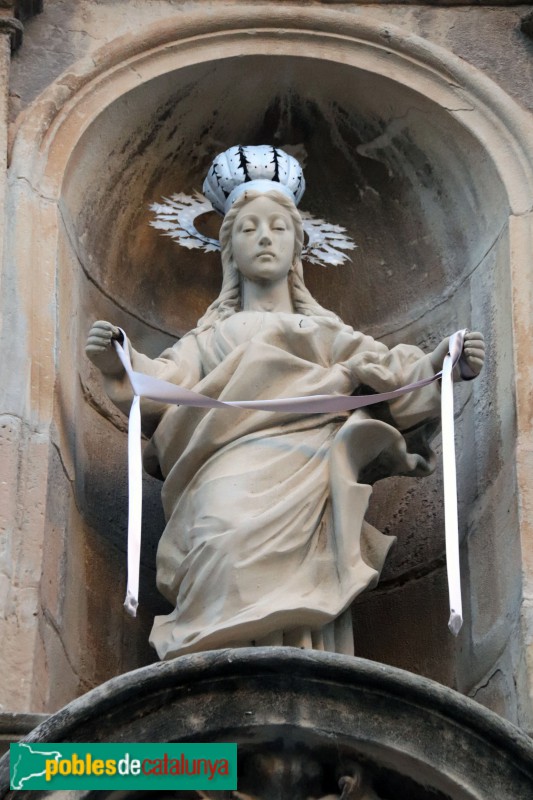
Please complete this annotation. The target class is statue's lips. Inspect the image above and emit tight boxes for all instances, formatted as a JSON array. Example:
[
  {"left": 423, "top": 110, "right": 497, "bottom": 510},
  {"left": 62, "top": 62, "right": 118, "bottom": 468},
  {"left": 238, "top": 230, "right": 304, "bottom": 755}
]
[{"left": 256, "top": 251, "right": 275, "bottom": 258}]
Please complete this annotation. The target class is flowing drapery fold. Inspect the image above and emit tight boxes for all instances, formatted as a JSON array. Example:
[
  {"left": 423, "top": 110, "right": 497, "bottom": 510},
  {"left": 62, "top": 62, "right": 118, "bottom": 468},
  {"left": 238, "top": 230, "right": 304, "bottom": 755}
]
[{"left": 107, "top": 311, "right": 441, "bottom": 659}]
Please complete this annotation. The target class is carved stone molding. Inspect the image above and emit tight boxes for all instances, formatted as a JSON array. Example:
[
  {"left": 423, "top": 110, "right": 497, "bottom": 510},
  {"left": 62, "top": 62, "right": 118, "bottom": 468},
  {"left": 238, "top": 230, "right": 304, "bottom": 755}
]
[
  {"left": 521, "top": 11, "right": 533, "bottom": 38},
  {"left": 0, "top": 16, "right": 22, "bottom": 49},
  {"left": 0, "top": 649, "right": 532, "bottom": 799},
  {"left": 0, "top": 0, "right": 42, "bottom": 20},
  {"left": 0, "top": 714, "right": 49, "bottom": 758},
  {"left": 0, "top": 0, "right": 42, "bottom": 50},
  {"left": 318, "top": 0, "right": 531, "bottom": 4}
]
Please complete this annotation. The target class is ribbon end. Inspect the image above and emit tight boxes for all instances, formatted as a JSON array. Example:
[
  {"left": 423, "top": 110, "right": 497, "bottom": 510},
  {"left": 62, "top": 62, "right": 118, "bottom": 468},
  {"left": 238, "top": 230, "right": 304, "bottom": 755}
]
[
  {"left": 448, "top": 611, "right": 463, "bottom": 636},
  {"left": 124, "top": 592, "right": 138, "bottom": 618}
]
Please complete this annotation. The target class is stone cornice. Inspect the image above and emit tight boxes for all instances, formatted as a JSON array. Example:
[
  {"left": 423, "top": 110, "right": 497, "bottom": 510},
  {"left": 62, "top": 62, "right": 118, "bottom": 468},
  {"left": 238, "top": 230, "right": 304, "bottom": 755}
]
[
  {"left": 0, "top": 16, "right": 22, "bottom": 49},
  {"left": 0, "top": 0, "right": 42, "bottom": 19},
  {"left": 319, "top": 0, "right": 533, "bottom": 4},
  {"left": 521, "top": 11, "right": 533, "bottom": 37},
  {"left": 0, "top": 0, "right": 42, "bottom": 50}
]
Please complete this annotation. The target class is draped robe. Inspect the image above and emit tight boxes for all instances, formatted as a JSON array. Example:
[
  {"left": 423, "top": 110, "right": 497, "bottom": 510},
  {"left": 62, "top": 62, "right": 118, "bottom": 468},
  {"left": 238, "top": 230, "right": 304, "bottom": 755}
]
[{"left": 107, "top": 311, "right": 441, "bottom": 660}]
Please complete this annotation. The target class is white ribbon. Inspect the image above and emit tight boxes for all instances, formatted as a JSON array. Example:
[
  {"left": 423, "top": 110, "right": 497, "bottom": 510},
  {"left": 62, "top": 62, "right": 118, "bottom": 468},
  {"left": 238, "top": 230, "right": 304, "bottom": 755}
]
[
  {"left": 123, "top": 393, "right": 141, "bottom": 617},
  {"left": 442, "top": 331, "right": 465, "bottom": 635},
  {"left": 113, "top": 328, "right": 466, "bottom": 635}
]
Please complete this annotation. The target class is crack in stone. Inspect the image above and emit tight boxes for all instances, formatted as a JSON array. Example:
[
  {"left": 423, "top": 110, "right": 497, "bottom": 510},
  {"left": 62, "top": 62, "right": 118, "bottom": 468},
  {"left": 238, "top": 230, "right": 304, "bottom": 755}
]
[
  {"left": 470, "top": 668, "right": 504, "bottom": 699},
  {"left": 64, "top": 28, "right": 106, "bottom": 43},
  {"left": 444, "top": 106, "right": 475, "bottom": 113},
  {"left": 129, "top": 64, "right": 143, "bottom": 82},
  {"left": 11, "top": 173, "right": 55, "bottom": 204},
  {"left": 41, "top": 606, "right": 83, "bottom": 685},
  {"left": 50, "top": 438, "right": 74, "bottom": 487}
]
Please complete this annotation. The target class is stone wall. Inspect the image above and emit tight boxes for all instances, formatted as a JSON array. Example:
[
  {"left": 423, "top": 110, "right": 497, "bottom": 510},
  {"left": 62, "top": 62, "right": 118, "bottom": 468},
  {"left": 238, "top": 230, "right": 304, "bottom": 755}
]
[{"left": 1, "top": 0, "right": 533, "bottom": 735}]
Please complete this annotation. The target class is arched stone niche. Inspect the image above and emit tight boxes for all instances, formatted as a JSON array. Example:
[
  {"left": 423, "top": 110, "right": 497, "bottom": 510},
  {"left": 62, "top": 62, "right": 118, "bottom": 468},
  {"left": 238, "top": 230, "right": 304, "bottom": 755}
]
[
  {"left": 7, "top": 8, "right": 533, "bottom": 719},
  {"left": 1, "top": 650, "right": 533, "bottom": 800}
]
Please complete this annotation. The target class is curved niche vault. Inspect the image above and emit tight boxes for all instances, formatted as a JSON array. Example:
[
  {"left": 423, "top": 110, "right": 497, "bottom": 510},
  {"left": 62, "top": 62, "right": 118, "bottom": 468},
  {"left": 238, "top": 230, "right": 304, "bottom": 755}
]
[{"left": 13, "top": 10, "right": 531, "bottom": 713}]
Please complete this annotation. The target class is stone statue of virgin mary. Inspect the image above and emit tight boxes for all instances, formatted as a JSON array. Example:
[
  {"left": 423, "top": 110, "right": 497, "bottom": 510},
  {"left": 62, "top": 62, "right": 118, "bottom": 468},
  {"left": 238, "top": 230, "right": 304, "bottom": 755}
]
[{"left": 86, "top": 145, "right": 484, "bottom": 660}]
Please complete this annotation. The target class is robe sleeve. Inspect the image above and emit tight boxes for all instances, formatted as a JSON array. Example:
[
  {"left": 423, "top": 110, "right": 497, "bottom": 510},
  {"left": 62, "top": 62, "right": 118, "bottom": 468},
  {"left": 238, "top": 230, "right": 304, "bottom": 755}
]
[
  {"left": 102, "top": 332, "right": 204, "bottom": 436},
  {"left": 332, "top": 327, "right": 441, "bottom": 431}
]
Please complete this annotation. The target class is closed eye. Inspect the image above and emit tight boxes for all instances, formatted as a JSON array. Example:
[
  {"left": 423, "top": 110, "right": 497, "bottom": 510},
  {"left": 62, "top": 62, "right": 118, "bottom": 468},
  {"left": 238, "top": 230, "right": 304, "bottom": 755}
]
[{"left": 271, "top": 216, "right": 289, "bottom": 231}]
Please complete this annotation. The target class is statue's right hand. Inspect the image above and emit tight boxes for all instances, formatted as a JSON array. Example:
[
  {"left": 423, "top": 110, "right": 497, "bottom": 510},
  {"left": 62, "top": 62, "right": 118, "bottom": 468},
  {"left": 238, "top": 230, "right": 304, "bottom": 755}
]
[{"left": 85, "top": 320, "right": 124, "bottom": 375}]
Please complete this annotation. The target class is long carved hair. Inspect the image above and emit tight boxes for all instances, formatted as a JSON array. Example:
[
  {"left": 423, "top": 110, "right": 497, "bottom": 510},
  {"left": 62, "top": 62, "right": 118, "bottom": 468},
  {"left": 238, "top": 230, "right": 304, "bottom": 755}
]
[{"left": 193, "top": 190, "right": 338, "bottom": 331}]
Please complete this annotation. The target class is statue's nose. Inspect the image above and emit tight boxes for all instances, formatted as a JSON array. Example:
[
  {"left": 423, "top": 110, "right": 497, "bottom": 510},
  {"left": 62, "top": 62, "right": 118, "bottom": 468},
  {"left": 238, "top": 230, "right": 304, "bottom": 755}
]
[{"left": 259, "top": 233, "right": 272, "bottom": 246}]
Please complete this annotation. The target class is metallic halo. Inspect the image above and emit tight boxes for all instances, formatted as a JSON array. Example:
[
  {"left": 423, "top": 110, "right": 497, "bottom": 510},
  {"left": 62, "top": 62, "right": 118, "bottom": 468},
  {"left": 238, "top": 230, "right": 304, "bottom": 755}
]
[
  {"left": 149, "top": 193, "right": 356, "bottom": 266},
  {"left": 149, "top": 145, "right": 356, "bottom": 266}
]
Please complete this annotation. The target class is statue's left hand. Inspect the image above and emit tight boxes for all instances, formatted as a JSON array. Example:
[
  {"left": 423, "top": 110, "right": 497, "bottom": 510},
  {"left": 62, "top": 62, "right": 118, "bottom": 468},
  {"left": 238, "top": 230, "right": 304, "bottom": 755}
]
[
  {"left": 430, "top": 331, "right": 485, "bottom": 379},
  {"left": 459, "top": 330, "right": 485, "bottom": 379}
]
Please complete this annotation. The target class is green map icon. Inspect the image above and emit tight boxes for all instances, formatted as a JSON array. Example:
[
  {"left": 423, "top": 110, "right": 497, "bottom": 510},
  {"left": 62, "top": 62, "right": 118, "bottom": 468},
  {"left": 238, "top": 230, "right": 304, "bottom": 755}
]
[
  {"left": 10, "top": 741, "right": 237, "bottom": 791},
  {"left": 11, "top": 742, "right": 63, "bottom": 789}
]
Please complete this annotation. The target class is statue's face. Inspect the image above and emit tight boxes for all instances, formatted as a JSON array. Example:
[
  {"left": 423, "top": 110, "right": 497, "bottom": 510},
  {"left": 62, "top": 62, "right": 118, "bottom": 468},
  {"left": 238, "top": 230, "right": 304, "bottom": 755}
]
[{"left": 232, "top": 195, "right": 295, "bottom": 284}]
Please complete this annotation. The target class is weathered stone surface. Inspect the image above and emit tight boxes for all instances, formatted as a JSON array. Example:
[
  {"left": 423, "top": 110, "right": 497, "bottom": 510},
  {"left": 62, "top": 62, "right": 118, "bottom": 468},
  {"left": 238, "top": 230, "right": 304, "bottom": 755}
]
[
  {"left": 9, "top": 4, "right": 533, "bottom": 117},
  {"left": 0, "top": 0, "right": 42, "bottom": 50},
  {"left": 0, "top": 713, "right": 48, "bottom": 758},
  {"left": 2, "top": 2, "right": 533, "bottom": 737},
  {"left": 0, "top": 417, "right": 51, "bottom": 712},
  {"left": 522, "top": 12, "right": 533, "bottom": 37},
  {"left": 1, "top": 650, "right": 532, "bottom": 799},
  {"left": 322, "top": 0, "right": 530, "bottom": 4}
]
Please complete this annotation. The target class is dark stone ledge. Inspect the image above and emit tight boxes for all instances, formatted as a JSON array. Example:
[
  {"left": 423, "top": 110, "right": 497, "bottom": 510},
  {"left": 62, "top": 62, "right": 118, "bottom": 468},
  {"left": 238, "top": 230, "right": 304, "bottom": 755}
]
[
  {"left": 521, "top": 10, "right": 533, "bottom": 36},
  {"left": 0, "top": 714, "right": 49, "bottom": 758},
  {"left": 317, "top": 1, "right": 532, "bottom": 5},
  {"left": 0, "top": 1, "right": 43, "bottom": 21},
  {"left": 0, "top": 649, "right": 532, "bottom": 799},
  {"left": 0, "top": 0, "right": 42, "bottom": 50}
]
